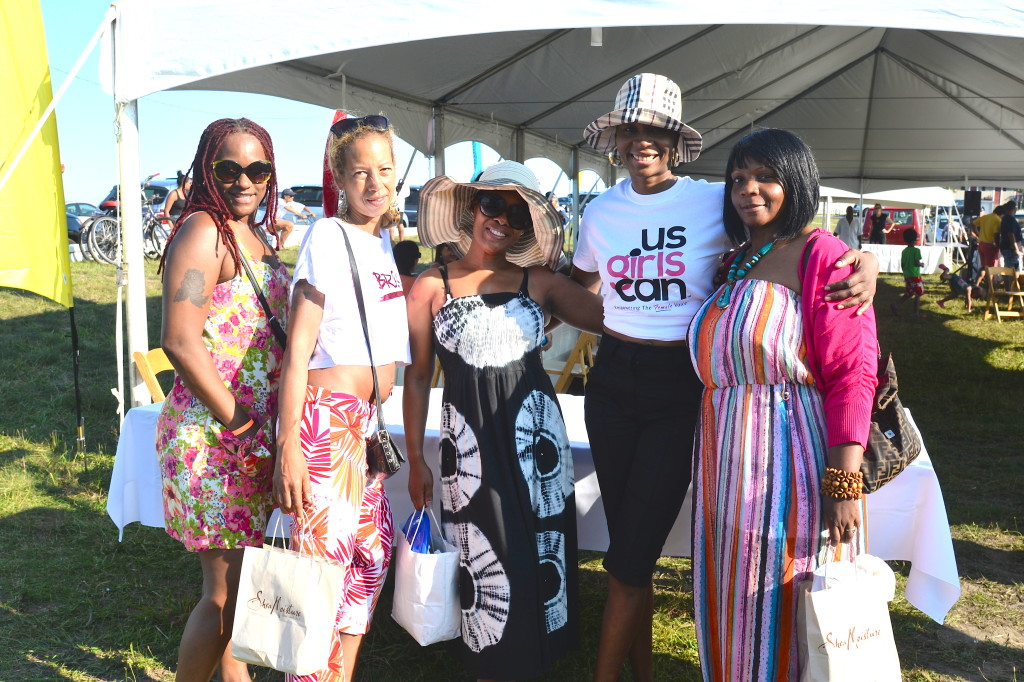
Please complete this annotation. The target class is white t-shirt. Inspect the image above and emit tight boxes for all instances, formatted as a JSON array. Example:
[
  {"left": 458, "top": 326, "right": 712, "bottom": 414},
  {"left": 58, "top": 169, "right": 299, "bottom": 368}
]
[
  {"left": 835, "top": 216, "right": 863, "bottom": 250},
  {"left": 277, "top": 200, "right": 307, "bottom": 220},
  {"left": 292, "top": 218, "right": 410, "bottom": 369},
  {"left": 574, "top": 177, "right": 730, "bottom": 341}
]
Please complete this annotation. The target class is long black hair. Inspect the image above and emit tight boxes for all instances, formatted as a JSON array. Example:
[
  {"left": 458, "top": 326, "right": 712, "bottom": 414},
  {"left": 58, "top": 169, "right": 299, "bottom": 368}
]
[{"left": 723, "top": 128, "right": 820, "bottom": 246}]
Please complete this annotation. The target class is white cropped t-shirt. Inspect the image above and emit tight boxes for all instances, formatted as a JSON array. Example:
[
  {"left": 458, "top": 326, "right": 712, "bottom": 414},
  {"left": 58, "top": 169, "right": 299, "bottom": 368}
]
[{"left": 292, "top": 218, "right": 410, "bottom": 369}]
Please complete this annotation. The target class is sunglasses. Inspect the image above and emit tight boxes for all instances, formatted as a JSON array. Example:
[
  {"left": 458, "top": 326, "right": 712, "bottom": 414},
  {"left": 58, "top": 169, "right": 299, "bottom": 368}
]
[
  {"left": 210, "top": 159, "right": 274, "bottom": 184},
  {"left": 476, "top": 191, "right": 533, "bottom": 231},
  {"left": 330, "top": 115, "right": 390, "bottom": 137}
]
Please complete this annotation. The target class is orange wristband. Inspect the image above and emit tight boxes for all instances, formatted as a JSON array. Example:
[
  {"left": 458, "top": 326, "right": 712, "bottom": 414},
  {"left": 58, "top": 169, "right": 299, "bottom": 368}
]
[{"left": 231, "top": 418, "right": 255, "bottom": 436}]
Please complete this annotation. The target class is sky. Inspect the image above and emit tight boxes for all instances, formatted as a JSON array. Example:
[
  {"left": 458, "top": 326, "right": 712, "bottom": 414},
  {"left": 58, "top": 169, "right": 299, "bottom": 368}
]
[{"left": 39, "top": 0, "right": 598, "bottom": 207}]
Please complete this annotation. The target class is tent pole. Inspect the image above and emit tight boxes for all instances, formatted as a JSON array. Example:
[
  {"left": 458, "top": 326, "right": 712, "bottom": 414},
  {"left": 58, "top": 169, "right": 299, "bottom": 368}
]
[
  {"left": 117, "top": 100, "right": 149, "bottom": 408},
  {"left": 69, "top": 307, "right": 86, "bottom": 470},
  {"left": 431, "top": 106, "right": 445, "bottom": 178}
]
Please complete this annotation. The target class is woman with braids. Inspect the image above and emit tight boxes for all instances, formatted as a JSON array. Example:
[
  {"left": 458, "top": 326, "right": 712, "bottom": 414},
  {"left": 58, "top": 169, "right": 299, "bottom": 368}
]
[
  {"left": 156, "top": 118, "right": 289, "bottom": 682},
  {"left": 274, "top": 113, "right": 408, "bottom": 682}
]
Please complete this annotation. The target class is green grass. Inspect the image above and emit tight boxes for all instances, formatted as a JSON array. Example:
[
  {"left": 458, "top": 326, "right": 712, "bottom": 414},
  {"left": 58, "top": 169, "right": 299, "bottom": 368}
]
[{"left": 0, "top": 259, "right": 1022, "bottom": 680}]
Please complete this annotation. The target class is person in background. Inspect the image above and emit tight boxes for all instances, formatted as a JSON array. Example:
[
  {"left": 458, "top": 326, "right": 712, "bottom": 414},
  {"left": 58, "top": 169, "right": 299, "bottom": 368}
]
[
  {"left": 998, "top": 200, "right": 1021, "bottom": 271},
  {"left": 834, "top": 204, "right": 862, "bottom": 250},
  {"left": 429, "top": 242, "right": 459, "bottom": 269},
  {"left": 892, "top": 228, "right": 925, "bottom": 317},
  {"left": 572, "top": 73, "right": 878, "bottom": 682},
  {"left": 404, "top": 161, "right": 603, "bottom": 681},
  {"left": 868, "top": 203, "right": 894, "bottom": 244},
  {"left": 274, "top": 188, "right": 314, "bottom": 247},
  {"left": 157, "top": 118, "right": 288, "bottom": 682},
  {"left": 546, "top": 190, "right": 570, "bottom": 226},
  {"left": 971, "top": 204, "right": 1005, "bottom": 284},
  {"left": 937, "top": 263, "right": 975, "bottom": 312},
  {"left": 274, "top": 113, "right": 408, "bottom": 682},
  {"left": 163, "top": 170, "right": 192, "bottom": 225},
  {"left": 392, "top": 239, "right": 421, "bottom": 293},
  {"left": 688, "top": 128, "right": 877, "bottom": 680}
]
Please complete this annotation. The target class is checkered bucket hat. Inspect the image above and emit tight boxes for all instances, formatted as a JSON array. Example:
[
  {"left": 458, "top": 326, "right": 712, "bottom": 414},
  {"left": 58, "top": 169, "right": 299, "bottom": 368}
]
[{"left": 584, "top": 73, "right": 702, "bottom": 163}]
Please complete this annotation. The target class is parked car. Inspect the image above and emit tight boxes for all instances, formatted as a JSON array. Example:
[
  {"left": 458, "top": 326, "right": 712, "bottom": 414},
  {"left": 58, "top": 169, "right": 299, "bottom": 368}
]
[
  {"left": 98, "top": 178, "right": 178, "bottom": 217},
  {"left": 66, "top": 212, "right": 83, "bottom": 243},
  {"left": 65, "top": 202, "right": 99, "bottom": 225},
  {"left": 403, "top": 184, "right": 421, "bottom": 228},
  {"left": 861, "top": 206, "right": 926, "bottom": 245},
  {"left": 558, "top": 191, "right": 603, "bottom": 216}
]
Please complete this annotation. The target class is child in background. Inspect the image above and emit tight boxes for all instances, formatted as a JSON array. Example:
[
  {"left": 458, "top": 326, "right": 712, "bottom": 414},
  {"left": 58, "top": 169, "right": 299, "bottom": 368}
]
[
  {"left": 892, "top": 228, "right": 925, "bottom": 317},
  {"left": 937, "top": 263, "right": 975, "bottom": 313}
]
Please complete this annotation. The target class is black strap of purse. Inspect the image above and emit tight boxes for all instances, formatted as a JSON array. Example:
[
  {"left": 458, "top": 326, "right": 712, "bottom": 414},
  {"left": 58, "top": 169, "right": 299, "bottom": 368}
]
[
  {"left": 336, "top": 219, "right": 388, "bottom": 434},
  {"left": 240, "top": 248, "right": 288, "bottom": 349}
]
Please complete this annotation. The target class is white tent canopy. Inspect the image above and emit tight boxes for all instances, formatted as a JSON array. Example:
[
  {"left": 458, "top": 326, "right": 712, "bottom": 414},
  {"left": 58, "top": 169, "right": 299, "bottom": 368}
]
[
  {"left": 99, "top": 0, "right": 1024, "bottom": 404},
  {"left": 820, "top": 186, "right": 957, "bottom": 209}
]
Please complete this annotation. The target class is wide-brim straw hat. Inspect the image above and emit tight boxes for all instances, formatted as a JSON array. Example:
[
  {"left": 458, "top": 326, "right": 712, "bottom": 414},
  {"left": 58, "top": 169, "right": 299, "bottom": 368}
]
[
  {"left": 584, "top": 73, "right": 703, "bottom": 163},
  {"left": 417, "top": 161, "right": 564, "bottom": 268}
]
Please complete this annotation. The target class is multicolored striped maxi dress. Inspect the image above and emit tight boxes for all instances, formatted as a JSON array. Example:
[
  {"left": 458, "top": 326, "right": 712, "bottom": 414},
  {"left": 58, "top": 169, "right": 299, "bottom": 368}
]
[{"left": 686, "top": 277, "right": 827, "bottom": 681}]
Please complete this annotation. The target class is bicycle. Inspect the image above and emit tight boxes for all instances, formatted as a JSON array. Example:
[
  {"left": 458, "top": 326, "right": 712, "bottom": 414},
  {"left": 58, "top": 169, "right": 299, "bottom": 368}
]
[{"left": 86, "top": 173, "right": 170, "bottom": 264}]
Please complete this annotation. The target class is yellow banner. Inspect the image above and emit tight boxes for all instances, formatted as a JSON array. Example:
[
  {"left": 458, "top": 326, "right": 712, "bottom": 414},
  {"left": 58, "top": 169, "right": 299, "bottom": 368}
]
[{"left": 0, "top": 0, "right": 73, "bottom": 308}]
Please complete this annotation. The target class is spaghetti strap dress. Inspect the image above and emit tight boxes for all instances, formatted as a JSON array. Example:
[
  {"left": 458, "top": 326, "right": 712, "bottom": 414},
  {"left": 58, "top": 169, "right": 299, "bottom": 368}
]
[
  {"left": 686, "top": 278, "right": 826, "bottom": 681},
  {"left": 433, "top": 266, "right": 578, "bottom": 679},
  {"left": 157, "top": 242, "right": 289, "bottom": 551}
]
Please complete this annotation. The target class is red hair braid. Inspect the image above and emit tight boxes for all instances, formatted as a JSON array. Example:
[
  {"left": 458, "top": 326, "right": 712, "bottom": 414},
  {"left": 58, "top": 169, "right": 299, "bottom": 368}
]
[{"left": 158, "top": 118, "right": 280, "bottom": 276}]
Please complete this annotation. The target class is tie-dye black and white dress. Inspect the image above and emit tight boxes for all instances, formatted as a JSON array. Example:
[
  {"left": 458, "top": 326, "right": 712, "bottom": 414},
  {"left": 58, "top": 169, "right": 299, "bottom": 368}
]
[{"left": 433, "top": 265, "right": 578, "bottom": 679}]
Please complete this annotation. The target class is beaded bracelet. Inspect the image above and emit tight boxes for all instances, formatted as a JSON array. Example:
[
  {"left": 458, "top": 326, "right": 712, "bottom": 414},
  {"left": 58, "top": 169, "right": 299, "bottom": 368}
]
[{"left": 820, "top": 467, "right": 863, "bottom": 500}]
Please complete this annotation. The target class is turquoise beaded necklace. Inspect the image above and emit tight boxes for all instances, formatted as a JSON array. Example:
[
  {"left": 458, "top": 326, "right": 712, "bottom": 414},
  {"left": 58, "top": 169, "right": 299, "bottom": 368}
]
[{"left": 715, "top": 239, "right": 776, "bottom": 309}]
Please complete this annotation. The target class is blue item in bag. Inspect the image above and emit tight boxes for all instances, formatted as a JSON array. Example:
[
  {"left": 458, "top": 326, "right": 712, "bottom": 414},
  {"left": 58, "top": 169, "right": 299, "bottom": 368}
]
[{"left": 401, "top": 509, "right": 431, "bottom": 554}]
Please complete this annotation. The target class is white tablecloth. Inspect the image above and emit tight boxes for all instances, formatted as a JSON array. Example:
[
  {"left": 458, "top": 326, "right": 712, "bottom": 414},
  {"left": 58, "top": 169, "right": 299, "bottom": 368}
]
[
  {"left": 861, "top": 243, "right": 950, "bottom": 274},
  {"left": 107, "top": 391, "right": 959, "bottom": 622}
]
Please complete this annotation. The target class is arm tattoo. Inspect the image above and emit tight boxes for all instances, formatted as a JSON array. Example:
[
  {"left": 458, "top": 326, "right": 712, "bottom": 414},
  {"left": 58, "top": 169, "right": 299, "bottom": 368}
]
[{"left": 173, "top": 268, "right": 210, "bottom": 307}]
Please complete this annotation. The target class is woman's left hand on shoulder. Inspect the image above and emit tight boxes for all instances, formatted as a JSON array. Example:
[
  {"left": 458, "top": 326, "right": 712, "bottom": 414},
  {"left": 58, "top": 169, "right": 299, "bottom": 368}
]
[{"left": 825, "top": 249, "right": 879, "bottom": 314}]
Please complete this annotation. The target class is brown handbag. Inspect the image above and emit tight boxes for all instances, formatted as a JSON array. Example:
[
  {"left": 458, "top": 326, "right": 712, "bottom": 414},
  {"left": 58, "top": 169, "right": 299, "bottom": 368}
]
[{"left": 861, "top": 353, "right": 922, "bottom": 493}]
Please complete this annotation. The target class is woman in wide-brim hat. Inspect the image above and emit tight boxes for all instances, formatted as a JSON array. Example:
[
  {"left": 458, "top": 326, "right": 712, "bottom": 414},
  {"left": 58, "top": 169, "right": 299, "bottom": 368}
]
[
  {"left": 417, "top": 160, "right": 565, "bottom": 267},
  {"left": 404, "top": 162, "right": 602, "bottom": 680},
  {"left": 570, "top": 73, "right": 879, "bottom": 682}
]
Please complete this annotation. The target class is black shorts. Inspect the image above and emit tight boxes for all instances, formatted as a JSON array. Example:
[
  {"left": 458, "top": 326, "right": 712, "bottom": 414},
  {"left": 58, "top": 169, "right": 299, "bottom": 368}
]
[{"left": 584, "top": 334, "right": 702, "bottom": 586}]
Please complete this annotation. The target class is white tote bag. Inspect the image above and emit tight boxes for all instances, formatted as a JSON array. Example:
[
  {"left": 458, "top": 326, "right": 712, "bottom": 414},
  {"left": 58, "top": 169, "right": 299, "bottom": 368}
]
[
  {"left": 391, "top": 509, "right": 461, "bottom": 646},
  {"left": 798, "top": 551, "right": 902, "bottom": 681},
  {"left": 232, "top": 528, "right": 346, "bottom": 675}
]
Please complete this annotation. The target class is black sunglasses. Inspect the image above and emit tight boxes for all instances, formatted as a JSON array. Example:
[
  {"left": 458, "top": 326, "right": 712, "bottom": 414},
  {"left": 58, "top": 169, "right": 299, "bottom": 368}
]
[
  {"left": 476, "top": 191, "right": 533, "bottom": 231},
  {"left": 210, "top": 159, "right": 274, "bottom": 184},
  {"left": 330, "top": 115, "right": 390, "bottom": 137}
]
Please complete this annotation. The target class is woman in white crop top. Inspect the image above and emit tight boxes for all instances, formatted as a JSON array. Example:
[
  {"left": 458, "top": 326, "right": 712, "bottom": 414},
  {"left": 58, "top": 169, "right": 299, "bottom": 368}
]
[{"left": 274, "top": 114, "right": 409, "bottom": 682}]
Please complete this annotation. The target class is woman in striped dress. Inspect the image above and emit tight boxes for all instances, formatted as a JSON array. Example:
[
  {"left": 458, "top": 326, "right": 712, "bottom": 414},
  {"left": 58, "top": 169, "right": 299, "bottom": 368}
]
[{"left": 686, "top": 129, "right": 879, "bottom": 681}]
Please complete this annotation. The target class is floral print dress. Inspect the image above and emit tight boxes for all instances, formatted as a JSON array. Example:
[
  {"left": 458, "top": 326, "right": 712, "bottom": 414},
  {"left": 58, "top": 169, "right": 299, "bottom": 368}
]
[{"left": 157, "top": 243, "right": 289, "bottom": 551}]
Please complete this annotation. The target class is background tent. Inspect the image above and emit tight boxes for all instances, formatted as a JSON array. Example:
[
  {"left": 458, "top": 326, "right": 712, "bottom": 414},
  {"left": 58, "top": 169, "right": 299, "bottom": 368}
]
[{"left": 98, "top": 0, "right": 1024, "bottom": 404}]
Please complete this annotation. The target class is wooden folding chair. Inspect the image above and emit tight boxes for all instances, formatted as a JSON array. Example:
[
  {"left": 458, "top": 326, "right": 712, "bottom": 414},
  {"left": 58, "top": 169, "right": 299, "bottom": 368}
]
[
  {"left": 982, "top": 266, "right": 1024, "bottom": 322},
  {"left": 132, "top": 347, "right": 175, "bottom": 402},
  {"left": 545, "top": 332, "right": 597, "bottom": 393}
]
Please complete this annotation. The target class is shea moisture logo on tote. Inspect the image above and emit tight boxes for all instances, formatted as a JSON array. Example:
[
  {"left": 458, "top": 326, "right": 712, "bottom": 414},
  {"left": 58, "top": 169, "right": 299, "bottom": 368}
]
[
  {"left": 248, "top": 590, "right": 304, "bottom": 620},
  {"left": 819, "top": 625, "right": 884, "bottom": 651},
  {"left": 605, "top": 226, "right": 687, "bottom": 303}
]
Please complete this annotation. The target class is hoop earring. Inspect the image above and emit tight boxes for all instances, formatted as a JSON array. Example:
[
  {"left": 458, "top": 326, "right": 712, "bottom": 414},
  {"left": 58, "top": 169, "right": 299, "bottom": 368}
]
[
  {"left": 670, "top": 148, "right": 681, "bottom": 166},
  {"left": 607, "top": 150, "right": 622, "bottom": 167},
  {"left": 337, "top": 190, "right": 348, "bottom": 220}
]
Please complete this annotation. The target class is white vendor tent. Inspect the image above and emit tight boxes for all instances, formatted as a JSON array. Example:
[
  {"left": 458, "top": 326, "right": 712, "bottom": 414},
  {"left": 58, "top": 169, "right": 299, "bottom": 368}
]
[{"left": 96, "top": 0, "right": 1024, "bottom": 405}]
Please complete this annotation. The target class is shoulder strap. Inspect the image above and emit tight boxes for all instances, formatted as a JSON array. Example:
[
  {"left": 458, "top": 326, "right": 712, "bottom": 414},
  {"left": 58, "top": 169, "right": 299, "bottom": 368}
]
[
  {"left": 336, "top": 220, "right": 387, "bottom": 431},
  {"left": 519, "top": 266, "right": 530, "bottom": 293},
  {"left": 239, "top": 250, "right": 287, "bottom": 349},
  {"left": 439, "top": 264, "right": 452, "bottom": 301}
]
